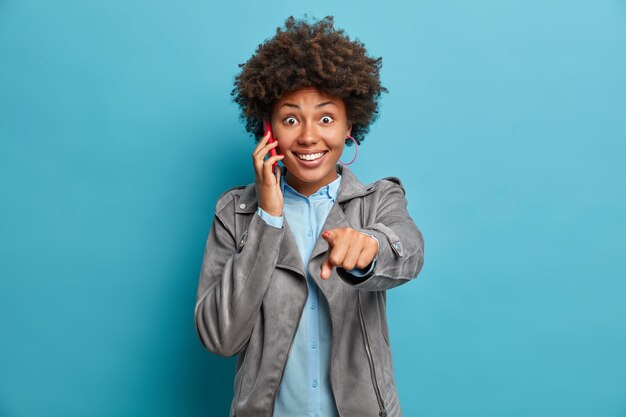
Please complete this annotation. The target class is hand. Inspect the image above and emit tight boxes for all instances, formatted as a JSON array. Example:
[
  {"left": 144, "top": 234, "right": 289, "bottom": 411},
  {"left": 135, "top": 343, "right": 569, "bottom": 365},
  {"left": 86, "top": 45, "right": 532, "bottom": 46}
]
[
  {"left": 320, "top": 228, "right": 379, "bottom": 280},
  {"left": 253, "top": 130, "right": 285, "bottom": 216}
]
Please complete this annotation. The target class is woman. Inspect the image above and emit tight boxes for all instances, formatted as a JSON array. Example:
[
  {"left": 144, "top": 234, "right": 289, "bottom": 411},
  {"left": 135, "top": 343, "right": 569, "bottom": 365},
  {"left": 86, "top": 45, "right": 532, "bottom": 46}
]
[{"left": 195, "top": 15, "right": 425, "bottom": 417}]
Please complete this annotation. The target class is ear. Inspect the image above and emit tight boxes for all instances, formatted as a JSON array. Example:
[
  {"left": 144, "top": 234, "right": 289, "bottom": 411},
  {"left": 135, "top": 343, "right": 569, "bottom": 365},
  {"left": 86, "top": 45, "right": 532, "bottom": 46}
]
[{"left": 346, "top": 121, "right": 353, "bottom": 138}]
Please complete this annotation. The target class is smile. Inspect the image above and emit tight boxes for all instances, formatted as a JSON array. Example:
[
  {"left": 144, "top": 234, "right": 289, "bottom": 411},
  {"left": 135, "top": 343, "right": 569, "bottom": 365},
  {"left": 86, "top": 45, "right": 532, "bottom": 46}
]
[{"left": 295, "top": 151, "right": 327, "bottom": 161}]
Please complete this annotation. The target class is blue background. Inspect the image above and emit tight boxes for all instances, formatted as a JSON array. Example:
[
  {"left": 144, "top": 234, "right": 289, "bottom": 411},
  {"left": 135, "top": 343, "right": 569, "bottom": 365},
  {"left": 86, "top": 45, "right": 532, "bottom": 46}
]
[{"left": 1, "top": 0, "right": 625, "bottom": 416}]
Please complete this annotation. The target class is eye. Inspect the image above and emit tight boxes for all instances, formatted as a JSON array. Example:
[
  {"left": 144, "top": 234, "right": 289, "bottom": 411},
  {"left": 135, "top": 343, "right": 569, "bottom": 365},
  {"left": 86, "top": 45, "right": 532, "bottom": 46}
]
[
  {"left": 283, "top": 116, "right": 298, "bottom": 126},
  {"left": 320, "top": 115, "right": 334, "bottom": 124}
]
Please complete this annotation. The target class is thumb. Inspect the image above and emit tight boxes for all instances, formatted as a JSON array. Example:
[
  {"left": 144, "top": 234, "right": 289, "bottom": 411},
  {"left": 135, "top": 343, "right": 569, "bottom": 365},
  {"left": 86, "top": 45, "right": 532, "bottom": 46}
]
[
  {"left": 321, "top": 255, "right": 333, "bottom": 280},
  {"left": 274, "top": 162, "right": 281, "bottom": 184}
]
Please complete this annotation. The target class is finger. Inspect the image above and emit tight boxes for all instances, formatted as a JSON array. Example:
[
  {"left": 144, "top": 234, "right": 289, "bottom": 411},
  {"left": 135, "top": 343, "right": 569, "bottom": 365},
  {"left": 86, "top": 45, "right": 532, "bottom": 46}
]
[
  {"left": 254, "top": 146, "right": 282, "bottom": 177},
  {"left": 253, "top": 144, "right": 277, "bottom": 165},
  {"left": 263, "top": 154, "right": 284, "bottom": 165},
  {"left": 252, "top": 131, "right": 272, "bottom": 154},
  {"left": 252, "top": 151, "right": 265, "bottom": 175},
  {"left": 275, "top": 160, "right": 282, "bottom": 183},
  {"left": 254, "top": 139, "right": 279, "bottom": 159},
  {"left": 263, "top": 155, "right": 285, "bottom": 181},
  {"left": 328, "top": 239, "right": 349, "bottom": 269},
  {"left": 342, "top": 243, "right": 363, "bottom": 271},
  {"left": 364, "top": 234, "right": 379, "bottom": 251},
  {"left": 321, "top": 230, "right": 336, "bottom": 247},
  {"left": 252, "top": 135, "right": 271, "bottom": 171},
  {"left": 259, "top": 129, "right": 271, "bottom": 144},
  {"left": 321, "top": 255, "right": 333, "bottom": 280},
  {"left": 356, "top": 245, "right": 377, "bottom": 269},
  {"left": 356, "top": 235, "right": 379, "bottom": 268}
]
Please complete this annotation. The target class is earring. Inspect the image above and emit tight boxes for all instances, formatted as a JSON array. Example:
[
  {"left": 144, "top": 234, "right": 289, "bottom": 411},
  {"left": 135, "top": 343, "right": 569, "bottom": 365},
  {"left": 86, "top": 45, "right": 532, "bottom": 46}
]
[{"left": 339, "top": 135, "right": 358, "bottom": 165}]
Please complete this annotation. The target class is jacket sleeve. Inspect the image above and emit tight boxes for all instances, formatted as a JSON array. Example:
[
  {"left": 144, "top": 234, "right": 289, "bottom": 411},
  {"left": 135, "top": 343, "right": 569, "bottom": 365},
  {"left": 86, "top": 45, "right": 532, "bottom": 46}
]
[
  {"left": 337, "top": 179, "right": 424, "bottom": 291},
  {"left": 194, "top": 192, "right": 285, "bottom": 357}
]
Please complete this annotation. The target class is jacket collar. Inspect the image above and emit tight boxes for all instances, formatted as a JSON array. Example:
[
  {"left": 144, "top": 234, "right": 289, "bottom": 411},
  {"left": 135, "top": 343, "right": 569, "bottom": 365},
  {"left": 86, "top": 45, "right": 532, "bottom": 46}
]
[
  {"left": 234, "top": 164, "right": 375, "bottom": 214},
  {"left": 233, "top": 164, "right": 376, "bottom": 290}
]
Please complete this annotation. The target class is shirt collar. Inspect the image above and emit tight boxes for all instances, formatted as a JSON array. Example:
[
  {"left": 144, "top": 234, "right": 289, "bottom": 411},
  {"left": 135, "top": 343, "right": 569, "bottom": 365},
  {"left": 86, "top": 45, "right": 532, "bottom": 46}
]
[
  {"left": 233, "top": 164, "right": 374, "bottom": 214},
  {"left": 280, "top": 169, "right": 342, "bottom": 201}
]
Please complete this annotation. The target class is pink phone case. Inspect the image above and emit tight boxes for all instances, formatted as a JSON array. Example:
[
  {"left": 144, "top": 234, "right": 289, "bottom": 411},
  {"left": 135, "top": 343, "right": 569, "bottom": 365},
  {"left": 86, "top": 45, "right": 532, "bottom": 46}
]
[{"left": 263, "top": 120, "right": 278, "bottom": 173}]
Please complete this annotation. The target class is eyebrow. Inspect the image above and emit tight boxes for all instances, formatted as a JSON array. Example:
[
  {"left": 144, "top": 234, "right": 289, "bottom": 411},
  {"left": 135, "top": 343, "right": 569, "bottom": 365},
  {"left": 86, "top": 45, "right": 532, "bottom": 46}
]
[{"left": 279, "top": 101, "right": 337, "bottom": 109}]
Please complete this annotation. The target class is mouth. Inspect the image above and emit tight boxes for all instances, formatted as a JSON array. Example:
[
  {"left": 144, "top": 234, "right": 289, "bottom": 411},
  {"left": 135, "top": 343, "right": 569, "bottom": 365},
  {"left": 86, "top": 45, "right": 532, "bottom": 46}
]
[
  {"left": 292, "top": 151, "right": 328, "bottom": 167},
  {"left": 294, "top": 151, "right": 328, "bottom": 161}
]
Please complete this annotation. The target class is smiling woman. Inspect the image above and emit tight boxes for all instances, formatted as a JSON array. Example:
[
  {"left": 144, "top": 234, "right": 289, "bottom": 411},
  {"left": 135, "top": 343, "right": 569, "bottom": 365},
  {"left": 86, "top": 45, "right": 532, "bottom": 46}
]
[{"left": 195, "top": 15, "right": 425, "bottom": 417}]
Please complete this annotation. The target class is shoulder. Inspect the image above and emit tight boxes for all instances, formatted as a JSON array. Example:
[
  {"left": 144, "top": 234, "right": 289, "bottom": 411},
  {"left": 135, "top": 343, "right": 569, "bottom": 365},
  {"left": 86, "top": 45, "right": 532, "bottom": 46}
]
[
  {"left": 371, "top": 175, "right": 406, "bottom": 196},
  {"left": 214, "top": 183, "right": 256, "bottom": 214}
]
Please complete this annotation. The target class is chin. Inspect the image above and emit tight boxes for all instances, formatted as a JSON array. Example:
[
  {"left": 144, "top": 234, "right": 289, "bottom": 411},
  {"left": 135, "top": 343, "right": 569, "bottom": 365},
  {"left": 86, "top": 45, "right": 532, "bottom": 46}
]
[{"left": 284, "top": 158, "right": 339, "bottom": 183}]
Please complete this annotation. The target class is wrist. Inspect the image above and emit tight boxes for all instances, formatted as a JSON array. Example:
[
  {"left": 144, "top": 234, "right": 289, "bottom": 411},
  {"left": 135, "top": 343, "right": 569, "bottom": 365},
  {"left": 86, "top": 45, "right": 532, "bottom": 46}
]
[{"left": 259, "top": 205, "right": 282, "bottom": 217}]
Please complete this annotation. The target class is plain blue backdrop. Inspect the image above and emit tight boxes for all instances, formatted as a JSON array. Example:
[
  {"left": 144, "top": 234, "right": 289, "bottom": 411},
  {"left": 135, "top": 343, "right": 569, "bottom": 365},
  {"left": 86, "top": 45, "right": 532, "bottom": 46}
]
[{"left": 1, "top": 0, "right": 625, "bottom": 416}]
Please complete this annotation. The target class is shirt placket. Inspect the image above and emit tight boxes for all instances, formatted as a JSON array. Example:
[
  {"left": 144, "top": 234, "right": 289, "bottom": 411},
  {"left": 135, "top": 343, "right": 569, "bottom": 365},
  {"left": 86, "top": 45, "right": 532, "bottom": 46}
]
[{"left": 305, "top": 195, "right": 321, "bottom": 417}]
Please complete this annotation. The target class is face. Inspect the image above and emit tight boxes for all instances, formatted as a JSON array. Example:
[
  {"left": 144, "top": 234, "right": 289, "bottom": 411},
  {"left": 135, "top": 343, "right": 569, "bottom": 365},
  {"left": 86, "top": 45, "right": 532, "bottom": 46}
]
[{"left": 271, "top": 87, "right": 352, "bottom": 197}]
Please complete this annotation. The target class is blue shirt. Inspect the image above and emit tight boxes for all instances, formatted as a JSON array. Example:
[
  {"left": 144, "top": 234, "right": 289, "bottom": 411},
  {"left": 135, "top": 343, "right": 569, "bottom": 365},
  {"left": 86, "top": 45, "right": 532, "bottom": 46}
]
[{"left": 257, "top": 173, "right": 377, "bottom": 417}]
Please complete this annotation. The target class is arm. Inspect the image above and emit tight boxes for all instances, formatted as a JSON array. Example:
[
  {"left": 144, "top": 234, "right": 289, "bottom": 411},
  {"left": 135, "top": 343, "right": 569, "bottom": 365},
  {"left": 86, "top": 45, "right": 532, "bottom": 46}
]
[
  {"left": 194, "top": 197, "right": 284, "bottom": 357},
  {"left": 337, "top": 180, "right": 424, "bottom": 291}
]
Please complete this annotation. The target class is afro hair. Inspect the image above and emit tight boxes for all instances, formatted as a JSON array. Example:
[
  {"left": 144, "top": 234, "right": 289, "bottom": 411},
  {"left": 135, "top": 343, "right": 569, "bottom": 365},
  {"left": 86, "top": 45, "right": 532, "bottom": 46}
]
[{"left": 231, "top": 15, "right": 388, "bottom": 145}]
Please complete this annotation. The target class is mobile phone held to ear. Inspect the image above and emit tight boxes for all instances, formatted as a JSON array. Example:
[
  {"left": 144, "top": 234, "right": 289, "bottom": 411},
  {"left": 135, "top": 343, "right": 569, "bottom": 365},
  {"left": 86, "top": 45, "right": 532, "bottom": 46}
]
[{"left": 263, "top": 120, "right": 279, "bottom": 174}]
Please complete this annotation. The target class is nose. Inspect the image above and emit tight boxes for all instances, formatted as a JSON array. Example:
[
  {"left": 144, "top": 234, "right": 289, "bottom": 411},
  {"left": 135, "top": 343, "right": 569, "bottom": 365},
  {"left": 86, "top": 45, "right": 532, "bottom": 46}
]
[{"left": 297, "top": 121, "right": 319, "bottom": 146}]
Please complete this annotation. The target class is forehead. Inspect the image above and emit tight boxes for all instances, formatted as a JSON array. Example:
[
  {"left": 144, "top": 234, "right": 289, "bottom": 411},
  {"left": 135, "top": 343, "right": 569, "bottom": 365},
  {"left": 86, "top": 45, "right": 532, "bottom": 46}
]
[{"left": 273, "top": 87, "right": 345, "bottom": 109}]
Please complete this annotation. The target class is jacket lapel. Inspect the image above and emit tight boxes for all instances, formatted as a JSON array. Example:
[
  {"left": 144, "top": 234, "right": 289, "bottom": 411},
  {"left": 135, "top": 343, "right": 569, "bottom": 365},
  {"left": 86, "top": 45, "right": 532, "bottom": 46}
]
[
  {"left": 309, "top": 201, "right": 352, "bottom": 264},
  {"left": 275, "top": 218, "right": 307, "bottom": 277},
  {"left": 308, "top": 165, "right": 376, "bottom": 282},
  {"left": 235, "top": 164, "right": 376, "bottom": 281},
  {"left": 233, "top": 183, "right": 306, "bottom": 278}
]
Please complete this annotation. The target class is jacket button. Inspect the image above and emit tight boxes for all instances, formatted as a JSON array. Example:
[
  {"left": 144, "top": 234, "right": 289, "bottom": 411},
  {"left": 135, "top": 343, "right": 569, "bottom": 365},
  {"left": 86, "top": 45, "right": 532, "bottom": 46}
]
[{"left": 239, "top": 203, "right": 246, "bottom": 209}]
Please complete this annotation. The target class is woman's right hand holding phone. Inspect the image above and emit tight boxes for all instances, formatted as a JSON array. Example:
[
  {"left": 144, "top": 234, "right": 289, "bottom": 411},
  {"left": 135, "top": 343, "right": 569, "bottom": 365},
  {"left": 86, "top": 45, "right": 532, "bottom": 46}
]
[{"left": 253, "top": 131, "right": 284, "bottom": 217}]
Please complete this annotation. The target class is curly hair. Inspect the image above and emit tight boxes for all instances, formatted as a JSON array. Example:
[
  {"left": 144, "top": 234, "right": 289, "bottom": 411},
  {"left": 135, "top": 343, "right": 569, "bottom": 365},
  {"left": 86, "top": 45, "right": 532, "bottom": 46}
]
[{"left": 231, "top": 15, "right": 388, "bottom": 145}]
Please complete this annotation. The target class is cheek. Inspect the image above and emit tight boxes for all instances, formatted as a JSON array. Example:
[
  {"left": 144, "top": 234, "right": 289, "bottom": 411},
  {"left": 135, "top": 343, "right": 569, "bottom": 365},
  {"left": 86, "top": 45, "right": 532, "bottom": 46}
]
[
  {"left": 275, "top": 136, "right": 293, "bottom": 154},
  {"left": 331, "top": 136, "right": 346, "bottom": 151}
]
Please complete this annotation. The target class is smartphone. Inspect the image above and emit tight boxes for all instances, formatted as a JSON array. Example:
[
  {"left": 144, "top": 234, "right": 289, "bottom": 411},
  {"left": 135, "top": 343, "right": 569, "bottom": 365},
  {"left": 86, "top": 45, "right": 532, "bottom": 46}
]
[{"left": 263, "top": 120, "right": 279, "bottom": 174}]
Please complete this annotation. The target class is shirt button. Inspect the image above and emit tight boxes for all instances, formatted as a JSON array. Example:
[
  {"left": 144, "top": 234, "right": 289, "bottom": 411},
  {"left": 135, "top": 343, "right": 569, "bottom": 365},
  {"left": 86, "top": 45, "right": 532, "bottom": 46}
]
[
  {"left": 307, "top": 230, "right": 312, "bottom": 237},
  {"left": 310, "top": 304, "right": 316, "bottom": 310},
  {"left": 311, "top": 341, "right": 317, "bottom": 349},
  {"left": 312, "top": 379, "right": 318, "bottom": 388}
]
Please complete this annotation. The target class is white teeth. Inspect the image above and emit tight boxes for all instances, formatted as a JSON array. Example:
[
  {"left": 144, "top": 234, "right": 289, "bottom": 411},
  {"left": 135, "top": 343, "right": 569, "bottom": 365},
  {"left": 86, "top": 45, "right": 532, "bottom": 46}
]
[{"left": 297, "top": 152, "right": 325, "bottom": 161}]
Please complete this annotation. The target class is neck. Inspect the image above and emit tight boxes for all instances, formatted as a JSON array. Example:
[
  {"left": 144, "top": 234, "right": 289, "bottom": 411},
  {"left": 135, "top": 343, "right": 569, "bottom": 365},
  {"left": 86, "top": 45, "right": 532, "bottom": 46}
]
[{"left": 284, "top": 170, "right": 339, "bottom": 197}]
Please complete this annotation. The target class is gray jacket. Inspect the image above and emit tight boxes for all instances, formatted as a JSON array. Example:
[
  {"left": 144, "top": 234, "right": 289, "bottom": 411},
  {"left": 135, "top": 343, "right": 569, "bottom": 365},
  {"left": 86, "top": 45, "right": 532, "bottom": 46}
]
[{"left": 194, "top": 164, "right": 425, "bottom": 417}]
